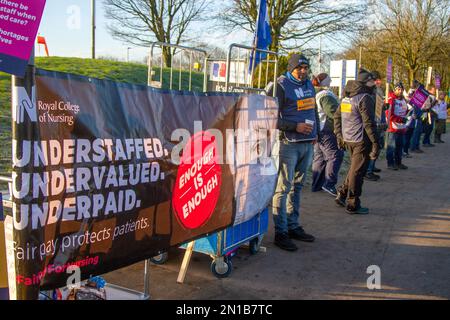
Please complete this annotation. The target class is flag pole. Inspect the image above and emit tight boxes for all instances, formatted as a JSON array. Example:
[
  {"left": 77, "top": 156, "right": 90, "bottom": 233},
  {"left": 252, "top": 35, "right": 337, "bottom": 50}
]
[
  {"left": 91, "top": 0, "right": 96, "bottom": 59},
  {"left": 250, "top": 0, "right": 263, "bottom": 79}
]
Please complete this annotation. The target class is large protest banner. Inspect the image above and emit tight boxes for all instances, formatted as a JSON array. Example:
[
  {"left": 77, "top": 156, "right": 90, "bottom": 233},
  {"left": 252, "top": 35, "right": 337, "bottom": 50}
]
[{"left": 6, "top": 69, "right": 279, "bottom": 299}]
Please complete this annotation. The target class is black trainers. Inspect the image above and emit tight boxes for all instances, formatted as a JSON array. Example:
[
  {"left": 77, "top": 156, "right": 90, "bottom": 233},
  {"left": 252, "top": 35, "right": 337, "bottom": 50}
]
[
  {"left": 322, "top": 185, "right": 338, "bottom": 197},
  {"left": 398, "top": 164, "right": 408, "bottom": 170},
  {"left": 364, "top": 173, "right": 380, "bottom": 181},
  {"left": 288, "top": 227, "right": 315, "bottom": 242},
  {"left": 346, "top": 206, "right": 370, "bottom": 215},
  {"left": 274, "top": 233, "right": 298, "bottom": 251},
  {"left": 411, "top": 149, "right": 424, "bottom": 153},
  {"left": 372, "top": 167, "right": 382, "bottom": 173},
  {"left": 387, "top": 164, "right": 398, "bottom": 170}
]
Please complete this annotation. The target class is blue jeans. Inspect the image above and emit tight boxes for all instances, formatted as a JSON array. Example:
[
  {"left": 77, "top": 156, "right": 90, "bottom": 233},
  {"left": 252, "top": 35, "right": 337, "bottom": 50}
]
[
  {"left": 386, "top": 132, "right": 404, "bottom": 166},
  {"left": 410, "top": 119, "right": 423, "bottom": 150},
  {"left": 367, "top": 159, "right": 376, "bottom": 173},
  {"left": 272, "top": 140, "right": 313, "bottom": 234},
  {"left": 311, "top": 130, "right": 344, "bottom": 191},
  {"left": 403, "top": 127, "right": 414, "bottom": 154}
]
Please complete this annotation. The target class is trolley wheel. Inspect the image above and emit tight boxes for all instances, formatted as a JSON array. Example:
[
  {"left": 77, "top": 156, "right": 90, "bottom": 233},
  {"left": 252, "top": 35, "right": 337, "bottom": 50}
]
[
  {"left": 210, "top": 257, "right": 232, "bottom": 278},
  {"left": 249, "top": 236, "right": 262, "bottom": 255},
  {"left": 150, "top": 252, "right": 169, "bottom": 265}
]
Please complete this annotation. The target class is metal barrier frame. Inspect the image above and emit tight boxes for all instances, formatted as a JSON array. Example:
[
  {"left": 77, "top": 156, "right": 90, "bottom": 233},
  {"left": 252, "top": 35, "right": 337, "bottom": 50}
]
[
  {"left": 147, "top": 42, "right": 209, "bottom": 92},
  {"left": 225, "top": 43, "right": 279, "bottom": 96}
]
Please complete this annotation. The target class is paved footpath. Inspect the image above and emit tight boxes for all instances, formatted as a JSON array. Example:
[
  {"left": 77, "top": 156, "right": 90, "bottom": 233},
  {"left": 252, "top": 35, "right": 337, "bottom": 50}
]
[{"left": 104, "top": 139, "right": 450, "bottom": 300}]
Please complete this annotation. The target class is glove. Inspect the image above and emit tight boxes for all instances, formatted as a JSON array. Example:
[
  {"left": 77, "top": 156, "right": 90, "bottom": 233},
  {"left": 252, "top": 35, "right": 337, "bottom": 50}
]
[
  {"left": 369, "top": 142, "right": 380, "bottom": 160},
  {"left": 421, "top": 113, "right": 428, "bottom": 122},
  {"left": 337, "top": 137, "right": 346, "bottom": 150}
]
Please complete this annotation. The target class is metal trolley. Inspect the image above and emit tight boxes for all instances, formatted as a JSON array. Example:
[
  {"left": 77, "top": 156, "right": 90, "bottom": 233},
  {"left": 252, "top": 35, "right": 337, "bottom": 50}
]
[
  {"left": 147, "top": 42, "right": 278, "bottom": 279},
  {"left": 151, "top": 209, "right": 269, "bottom": 278}
]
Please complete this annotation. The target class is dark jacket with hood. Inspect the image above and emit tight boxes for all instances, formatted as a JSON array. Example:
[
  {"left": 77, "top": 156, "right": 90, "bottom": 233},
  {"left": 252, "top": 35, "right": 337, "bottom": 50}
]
[{"left": 334, "top": 80, "right": 379, "bottom": 145}]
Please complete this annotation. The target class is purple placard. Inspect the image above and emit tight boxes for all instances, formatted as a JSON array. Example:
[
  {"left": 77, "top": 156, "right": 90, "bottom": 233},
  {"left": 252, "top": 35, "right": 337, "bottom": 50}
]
[
  {"left": 435, "top": 75, "right": 441, "bottom": 90},
  {"left": 386, "top": 57, "right": 393, "bottom": 83},
  {"left": 409, "top": 86, "right": 430, "bottom": 109},
  {"left": 0, "top": 0, "right": 46, "bottom": 76}
]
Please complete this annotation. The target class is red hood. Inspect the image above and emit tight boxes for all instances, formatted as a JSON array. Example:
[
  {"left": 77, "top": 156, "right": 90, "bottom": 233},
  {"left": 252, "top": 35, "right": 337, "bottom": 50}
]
[{"left": 388, "top": 92, "right": 403, "bottom": 101}]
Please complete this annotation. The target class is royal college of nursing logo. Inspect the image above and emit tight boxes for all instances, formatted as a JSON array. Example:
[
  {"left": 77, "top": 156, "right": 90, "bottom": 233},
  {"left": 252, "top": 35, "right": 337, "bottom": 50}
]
[{"left": 12, "top": 86, "right": 38, "bottom": 124}]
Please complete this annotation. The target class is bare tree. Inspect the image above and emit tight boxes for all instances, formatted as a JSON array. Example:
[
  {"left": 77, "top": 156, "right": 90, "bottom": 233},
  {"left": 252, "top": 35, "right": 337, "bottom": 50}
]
[
  {"left": 369, "top": 0, "right": 450, "bottom": 85},
  {"left": 219, "top": 0, "right": 367, "bottom": 52},
  {"left": 104, "top": 0, "right": 210, "bottom": 66}
]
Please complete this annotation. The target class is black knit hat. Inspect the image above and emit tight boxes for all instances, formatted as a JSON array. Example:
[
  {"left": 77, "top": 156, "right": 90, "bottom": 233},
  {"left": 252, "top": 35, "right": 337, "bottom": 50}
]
[
  {"left": 371, "top": 71, "right": 381, "bottom": 80},
  {"left": 357, "top": 68, "right": 375, "bottom": 83},
  {"left": 288, "top": 54, "right": 310, "bottom": 72},
  {"left": 394, "top": 82, "right": 404, "bottom": 90}
]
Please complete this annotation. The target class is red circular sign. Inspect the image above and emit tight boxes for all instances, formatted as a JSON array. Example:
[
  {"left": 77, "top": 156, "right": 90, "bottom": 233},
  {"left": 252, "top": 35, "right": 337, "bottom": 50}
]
[{"left": 172, "top": 131, "right": 222, "bottom": 229}]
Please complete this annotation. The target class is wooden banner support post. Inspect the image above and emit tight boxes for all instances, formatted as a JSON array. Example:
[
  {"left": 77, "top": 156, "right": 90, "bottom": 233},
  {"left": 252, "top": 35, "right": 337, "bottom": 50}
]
[{"left": 177, "top": 241, "right": 195, "bottom": 284}]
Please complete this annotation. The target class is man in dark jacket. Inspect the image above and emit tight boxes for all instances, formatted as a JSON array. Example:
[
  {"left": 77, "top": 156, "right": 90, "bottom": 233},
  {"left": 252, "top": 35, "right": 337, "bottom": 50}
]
[{"left": 334, "top": 69, "right": 380, "bottom": 214}]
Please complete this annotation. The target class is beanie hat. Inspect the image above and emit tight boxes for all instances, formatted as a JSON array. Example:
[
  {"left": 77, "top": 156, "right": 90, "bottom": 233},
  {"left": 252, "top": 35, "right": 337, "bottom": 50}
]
[
  {"left": 394, "top": 82, "right": 404, "bottom": 90},
  {"left": 371, "top": 71, "right": 381, "bottom": 80},
  {"left": 288, "top": 54, "right": 310, "bottom": 73},
  {"left": 312, "top": 73, "right": 331, "bottom": 87},
  {"left": 357, "top": 68, "right": 375, "bottom": 83}
]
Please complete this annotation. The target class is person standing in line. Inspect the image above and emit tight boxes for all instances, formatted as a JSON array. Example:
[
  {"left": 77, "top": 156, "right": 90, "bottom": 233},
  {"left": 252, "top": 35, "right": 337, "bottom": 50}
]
[
  {"left": 422, "top": 86, "right": 438, "bottom": 147},
  {"left": 311, "top": 73, "right": 344, "bottom": 196},
  {"left": 433, "top": 90, "right": 449, "bottom": 143},
  {"left": 266, "top": 54, "right": 319, "bottom": 251},
  {"left": 402, "top": 96, "right": 416, "bottom": 158},
  {"left": 334, "top": 69, "right": 380, "bottom": 215},
  {"left": 365, "top": 71, "right": 387, "bottom": 181},
  {"left": 409, "top": 80, "right": 425, "bottom": 154},
  {"left": 385, "top": 82, "right": 411, "bottom": 170}
]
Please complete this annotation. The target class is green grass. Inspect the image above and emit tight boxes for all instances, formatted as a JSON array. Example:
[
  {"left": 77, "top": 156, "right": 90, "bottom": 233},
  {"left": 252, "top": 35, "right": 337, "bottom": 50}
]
[
  {"left": 0, "top": 56, "right": 205, "bottom": 179},
  {"left": 35, "top": 57, "right": 205, "bottom": 90}
]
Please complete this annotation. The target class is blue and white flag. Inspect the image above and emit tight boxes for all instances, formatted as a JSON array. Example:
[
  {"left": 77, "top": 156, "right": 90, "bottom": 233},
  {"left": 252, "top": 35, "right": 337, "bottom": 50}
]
[{"left": 249, "top": 0, "right": 272, "bottom": 74}]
